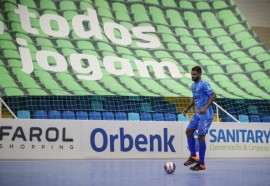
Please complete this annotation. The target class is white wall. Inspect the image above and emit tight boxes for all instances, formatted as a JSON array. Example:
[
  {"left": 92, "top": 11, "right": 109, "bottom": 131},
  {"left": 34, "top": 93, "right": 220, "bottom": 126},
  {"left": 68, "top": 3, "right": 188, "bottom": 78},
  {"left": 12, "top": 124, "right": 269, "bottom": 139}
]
[{"left": 235, "top": 0, "right": 270, "bottom": 27}]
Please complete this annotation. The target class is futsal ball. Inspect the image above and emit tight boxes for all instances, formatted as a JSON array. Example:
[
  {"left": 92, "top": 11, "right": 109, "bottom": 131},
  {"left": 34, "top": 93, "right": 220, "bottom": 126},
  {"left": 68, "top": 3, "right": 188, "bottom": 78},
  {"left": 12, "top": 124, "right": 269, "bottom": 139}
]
[{"left": 164, "top": 162, "right": 176, "bottom": 174}]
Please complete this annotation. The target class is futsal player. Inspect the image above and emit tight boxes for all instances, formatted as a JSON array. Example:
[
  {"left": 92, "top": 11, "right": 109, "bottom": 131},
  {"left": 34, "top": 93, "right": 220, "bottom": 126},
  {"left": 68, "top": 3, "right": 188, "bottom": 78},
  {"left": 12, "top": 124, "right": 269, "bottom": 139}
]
[{"left": 183, "top": 66, "right": 216, "bottom": 171}]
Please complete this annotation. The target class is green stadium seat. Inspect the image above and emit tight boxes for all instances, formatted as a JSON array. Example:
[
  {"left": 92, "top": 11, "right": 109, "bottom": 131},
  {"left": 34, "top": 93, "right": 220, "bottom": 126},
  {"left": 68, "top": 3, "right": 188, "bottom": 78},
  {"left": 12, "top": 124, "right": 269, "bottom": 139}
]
[
  {"left": 196, "top": 1, "right": 211, "bottom": 10},
  {"left": 116, "top": 46, "right": 133, "bottom": 56},
  {"left": 173, "top": 51, "right": 191, "bottom": 59},
  {"left": 207, "top": 65, "right": 225, "bottom": 74},
  {"left": 226, "top": 64, "right": 243, "bottom": 74},
  {"left": 232, "top": 74, "right": 249, "bottom": 82},
  {"left": 98, "top": 7, "right": 114, "bottom": 19},
  {"left": 56, "top": 39, "right": 74, "bottom": 49},
  {"left": 229, "top": 24, "right": 246, "bottom": 34},
  {"left": 199, "top": 38, "right": 215, "bottom": 46},
  {"left": 223, "top": 17, "right": 240, "bottom": 27},
  {"left": 162, "top": 34, "right": 179, "bottom": 43},
  {"left": 101, "top": 76, "right": 130, "bottom": 94},
  {"left": 154, "top": 51, "right": 173, "bottom": 59},
  {"left": 217, "top": 36, "right": 234, "bottom": 45},
  {"left": 60, "top": 1, "right": 76, "bottom": 10},
  {"left": 140, "top": 78, "right": 169, "bottom": 94},
  {"left": 135, "top": 50, "right": 152, "bottom": 58},
  {"left": 131, "top": 4, "right": 147, "bottom": 13},
  {"left": 211, "top": 28, "right": 228, "bottom": 37},
  {"left": 160, "top": 79, "right": 188, "bottom": 95},
  {"left": 166, "top": 9, "right": 181, "bottom": 20},
  {"left": 98, "top": 42, "right": 115, "bottom": 52},
  {"left": 213, "top": 1, "right": 229, "bottom": 9},
  {"left": 193, "top": 29, "right": 210, "bottom": 37},
  {"left": 256, "top": 53, "right": 270, "bottom": 61},
  {"left": 241, "top": 38, "right": 259, "bottom": 48},
  {"left": 223, "top": 43, "right": 241, "bottom": 52},
  {"left": 199, "top": 59, "right": 218, "bottom": 66},
  {"left": 248, "top": 46, "right": 266, "bottom": 56},
  {"left": 161, "top": 0, "right": 176, "bottom": 7},
  {"left": 40, "top": 0, "right": 57, "bottom": 10},
  {"left": 188, "top": 20, "right": 204, "bottom": 29},
  {"left": 95, "top": 0, "right": 110, "bottom": 9},
  {"left": 251, "top": 72, "right": 268, "bottom": 81},
  {"left": 133, "top": 12, "right": 151, "bottom": 23},
  {"left": 158, "top": 25, "right": 174, "bottom": 35},
  {"left": 82, "top": 81, "right": 108, "bottom": 94},
  {"left": 184, "top": 11, "right": 199, "bottom": 20},
  {"left": 80, "top": 1, "right": 93, "bottom": 9},
  {"left": 63, "top": 11, "right": 78, "bottom": 22},
  {"left": 192, "top": 53, "right": 210, "bottom": 61},
  {"left": 179, "top": 1, "right": 194, "bottom": 9},
  {"left": 115, "top": 11, "right": 131, "bottom": 22},
  {"left": 112, "top": 2, "right": 128, "bottom": 12},
  {"left": 19, "top": 0, "right": 36, "bottom": 8},
  {"left": 169, "top": 18, "right": 187, "bottom": 28},
  {"left": 218, "top": 9, "right": 236, "bottom": 19},
  {"left": 186, "top": 45, "right": 203, "bottom": 52},
  {"left": 245, "top": 63, "right": 261, "bottom": 72},
  {"left": 167, "top": 43, "right": 184, "bottom": 51},
  {"left": 205, "top": 20, "right": 223, "bottom": 29},
  {"left": 211, "top": 53, "right": 229, "bottom": 60},
  {"left": 145, "top": 0, "right": 159, "bottom": 5},
  {"left": 258, "top": 79, "right": 270, "bottom": 90},
  {"left": 235, "top": 31, "right": 253, "bottom": 42},
  {"left": 180, "top": 36, "right": 197, "bottom": 45},
  {"left": 236, "top": 57, "right": 255, "bottom": 64},
  {"left": 201, "top": 12, "right": 217, "bottom": 21},
  {"left": 204, "top": 45, "right": 222, "bottom": 53},
  {"left": 264, "top": 60, "right": 270, "bottom": 69},
  {"left": 175, "top": 27, "right": 192, "bottom": 37},
  {"left": 149, "top": 6, "right": 168, "bottom": 24}
]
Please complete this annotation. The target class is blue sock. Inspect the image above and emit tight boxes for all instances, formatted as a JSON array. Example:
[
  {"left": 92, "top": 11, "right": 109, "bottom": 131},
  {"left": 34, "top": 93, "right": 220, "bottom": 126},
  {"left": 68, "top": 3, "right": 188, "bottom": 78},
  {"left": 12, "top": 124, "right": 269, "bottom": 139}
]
[
  {"left": 187, "top": 136, "right": 196, "bottom": 157},
  {"left": 199, "top": 141, "right": 206, "bottom": 165}
]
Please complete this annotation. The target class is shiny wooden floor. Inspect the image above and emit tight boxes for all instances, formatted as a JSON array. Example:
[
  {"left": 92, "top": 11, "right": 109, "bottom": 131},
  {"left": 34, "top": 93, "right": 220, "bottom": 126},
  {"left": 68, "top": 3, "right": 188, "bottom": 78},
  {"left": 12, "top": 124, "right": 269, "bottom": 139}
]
[{"left": 0, "top": 159, "right": 269, "bottom": 186}]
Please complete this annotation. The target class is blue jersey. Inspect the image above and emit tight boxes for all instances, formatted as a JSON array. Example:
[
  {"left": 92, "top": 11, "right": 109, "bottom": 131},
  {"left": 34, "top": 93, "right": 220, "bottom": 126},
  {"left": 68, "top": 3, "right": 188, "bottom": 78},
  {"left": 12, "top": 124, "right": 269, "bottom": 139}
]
[{"left": 191, "top": 80, "right": 214, "bottom": 118}]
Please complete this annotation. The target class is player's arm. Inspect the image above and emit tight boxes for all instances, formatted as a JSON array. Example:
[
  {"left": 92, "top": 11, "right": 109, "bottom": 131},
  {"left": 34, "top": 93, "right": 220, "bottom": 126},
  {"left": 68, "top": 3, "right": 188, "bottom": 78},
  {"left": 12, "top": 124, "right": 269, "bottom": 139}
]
[
  {"left": 183, "top": 97, "right": 194, "bottom": 116},
  {"left": 199, "top": 93, "right": 216, "bottom": 114}
]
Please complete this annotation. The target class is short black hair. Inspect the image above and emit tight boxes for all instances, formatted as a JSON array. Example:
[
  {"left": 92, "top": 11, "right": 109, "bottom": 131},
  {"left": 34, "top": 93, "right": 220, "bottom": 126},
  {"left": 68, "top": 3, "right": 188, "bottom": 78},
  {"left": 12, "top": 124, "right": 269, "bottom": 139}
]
[{"left": 191, "top": 66, "right": 202, "bottom": 74}]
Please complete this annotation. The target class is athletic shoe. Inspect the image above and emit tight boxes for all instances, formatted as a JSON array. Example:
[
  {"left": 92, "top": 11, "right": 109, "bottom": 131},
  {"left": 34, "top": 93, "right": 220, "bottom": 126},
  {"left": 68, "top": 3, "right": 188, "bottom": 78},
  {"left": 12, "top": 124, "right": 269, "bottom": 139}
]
[
  {"left": 190, "top": 163, "right": 206, "bottom": 171},
  {"left": 183, "top": 156, "right": 199, "bottom": 166}
]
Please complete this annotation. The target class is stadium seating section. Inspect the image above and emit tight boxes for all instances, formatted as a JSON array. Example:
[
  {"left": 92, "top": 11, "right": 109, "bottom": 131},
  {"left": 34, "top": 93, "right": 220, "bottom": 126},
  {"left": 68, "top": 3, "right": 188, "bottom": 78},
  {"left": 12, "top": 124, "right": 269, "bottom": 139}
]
[
  {"left": 0, "top": 0, "right": 270, "bottom": 122},
  {"left": 2, "top": 95, "right": 270, "bottom": 123}
]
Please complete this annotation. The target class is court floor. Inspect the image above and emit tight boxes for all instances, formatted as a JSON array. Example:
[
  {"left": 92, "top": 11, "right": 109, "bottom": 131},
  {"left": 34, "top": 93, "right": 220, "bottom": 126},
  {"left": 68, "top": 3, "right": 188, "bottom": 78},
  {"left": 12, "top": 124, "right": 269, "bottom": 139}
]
[{"left": 0, "top": 159, "right": 269, "bottom": 186}]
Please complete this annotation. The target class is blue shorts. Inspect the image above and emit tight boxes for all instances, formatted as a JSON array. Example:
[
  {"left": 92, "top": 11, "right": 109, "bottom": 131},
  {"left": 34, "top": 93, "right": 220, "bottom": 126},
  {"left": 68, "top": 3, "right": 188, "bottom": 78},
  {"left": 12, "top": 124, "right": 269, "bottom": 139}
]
[{"left": 187, "top": 113, "right": 213, "bottom": 135}]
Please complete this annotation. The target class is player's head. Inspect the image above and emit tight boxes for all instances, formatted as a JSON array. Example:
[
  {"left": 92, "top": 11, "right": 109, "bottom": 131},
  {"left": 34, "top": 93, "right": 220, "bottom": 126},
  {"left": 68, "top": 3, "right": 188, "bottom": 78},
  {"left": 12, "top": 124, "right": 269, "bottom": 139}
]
[{"left": 191, "top": 66, "right": 202, "bottom": 82}]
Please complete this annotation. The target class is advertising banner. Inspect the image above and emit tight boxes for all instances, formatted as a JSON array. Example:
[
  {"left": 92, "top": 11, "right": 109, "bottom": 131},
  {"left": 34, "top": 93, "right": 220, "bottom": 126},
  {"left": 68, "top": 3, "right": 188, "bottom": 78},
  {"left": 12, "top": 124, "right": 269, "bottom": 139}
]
[
  {"left": 0, "top": 119, "right": 81, "bottom": 159},
  {"left": 182, "top": 123, "right": 270, "bottom": 158},
  {"left": 80, "top": 121, "right": 183, "bottom": 159},
  {"left": 0, "top": 119, "right": 182, "bottom": 159}
]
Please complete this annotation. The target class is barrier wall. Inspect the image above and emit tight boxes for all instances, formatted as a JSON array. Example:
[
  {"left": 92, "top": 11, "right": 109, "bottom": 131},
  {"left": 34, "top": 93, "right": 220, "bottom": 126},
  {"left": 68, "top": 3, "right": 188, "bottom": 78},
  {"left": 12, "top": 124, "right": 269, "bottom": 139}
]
[{"left": 0, "top": 119, "right": 269, "bottom": 159}]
